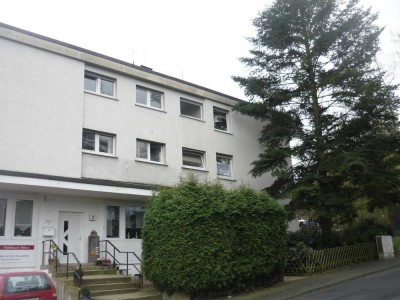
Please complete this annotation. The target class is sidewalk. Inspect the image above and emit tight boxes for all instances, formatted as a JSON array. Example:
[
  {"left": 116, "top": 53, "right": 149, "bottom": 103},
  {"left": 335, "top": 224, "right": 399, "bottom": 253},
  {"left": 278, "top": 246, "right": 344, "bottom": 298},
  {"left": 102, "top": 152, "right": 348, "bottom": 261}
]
[{"left": 230, "top": 257, "right": 400, "bottom": 300}]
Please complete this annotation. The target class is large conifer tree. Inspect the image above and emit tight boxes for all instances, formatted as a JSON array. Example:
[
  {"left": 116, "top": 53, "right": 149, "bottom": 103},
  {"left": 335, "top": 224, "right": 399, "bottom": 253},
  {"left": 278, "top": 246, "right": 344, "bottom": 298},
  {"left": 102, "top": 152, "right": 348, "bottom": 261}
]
[{"left": 233, "top": 0, "right": 400, "bottom": 236}]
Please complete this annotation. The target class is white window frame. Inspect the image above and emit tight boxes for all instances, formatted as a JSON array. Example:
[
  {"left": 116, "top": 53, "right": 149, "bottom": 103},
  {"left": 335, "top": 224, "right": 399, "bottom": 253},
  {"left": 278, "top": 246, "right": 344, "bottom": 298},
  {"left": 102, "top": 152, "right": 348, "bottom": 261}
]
[
  {"left": 182, "top": 148, "right": 206, "bottom": 170},
  {"left": 136, "top": 139, "right": 165, "bottom": 164},
  {"left": 0, "top": 197, "right": 7, "bottom": 238},
  {"left": 125, "top": 206, "right": 145, "bottom": 239},
  {"left": 136, "top": 86, "right": 164, "bottom": 110},
  {"left": 0, "top": 194, "right": 38, "bottom": 240},
  {"left": 82, "top": 129, "right": 116, "bottom": 157},
  {"left": 216, "top": 153, "right": 233, "bottom": 179},
  {"left": 106, "top": 205, "right": 120, "bottom": 239},
  {"left": 180, "top": 99, "right": 203, "bottom": 120},
  {"left": 213, "top": 107, "right": 230, "bottom": 132},
  {"left": 84, "top": 71, "right": 116, "bottom": 98}
]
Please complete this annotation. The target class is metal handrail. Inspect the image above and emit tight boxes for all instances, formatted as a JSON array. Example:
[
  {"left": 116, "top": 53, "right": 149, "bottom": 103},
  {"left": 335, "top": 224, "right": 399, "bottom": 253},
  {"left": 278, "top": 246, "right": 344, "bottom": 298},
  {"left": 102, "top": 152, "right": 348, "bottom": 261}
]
[
  {"left": 42, "top": 239, "right": 82, "bottom": 287},
  {"left": 98, "top": 240, "right": 143, "bottom": 287}
]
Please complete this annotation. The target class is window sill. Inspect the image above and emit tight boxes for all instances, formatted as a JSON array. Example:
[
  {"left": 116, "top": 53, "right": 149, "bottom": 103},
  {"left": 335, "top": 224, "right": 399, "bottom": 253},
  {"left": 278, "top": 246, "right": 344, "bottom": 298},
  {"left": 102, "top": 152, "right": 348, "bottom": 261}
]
[
  {"left": 214, "top": 129, "right": 233, "bottom": 135},
  {"left": 135, "top": 158, "right": 168, "bottom": 166},
  {"left": 180, "top": 114, "right": 205, "bottom": 122},
  {"left": 182, "top": 166, "right": 209, "bottom": 172},
  {"left": 84, "top": 90, "right": 118, "bottom": 101},
  {"left": 135, "top": 103, "right": 166, "bottom": 112},
  {"left": 217, "top": 176, "right": 236, "bottom": 182},
  {"left": 82, "top": 150, "right": 118, "bottom": 158}
]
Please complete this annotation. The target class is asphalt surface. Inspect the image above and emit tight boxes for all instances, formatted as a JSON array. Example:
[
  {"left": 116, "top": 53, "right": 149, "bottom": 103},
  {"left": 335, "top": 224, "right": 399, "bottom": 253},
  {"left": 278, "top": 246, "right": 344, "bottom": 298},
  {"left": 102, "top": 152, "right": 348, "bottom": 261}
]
[
  {"left": 229, "top": 256, "right": 400, "bottom": 300},
  {"left": 293, "top": 267, "right": 400, "bottom": 300}
]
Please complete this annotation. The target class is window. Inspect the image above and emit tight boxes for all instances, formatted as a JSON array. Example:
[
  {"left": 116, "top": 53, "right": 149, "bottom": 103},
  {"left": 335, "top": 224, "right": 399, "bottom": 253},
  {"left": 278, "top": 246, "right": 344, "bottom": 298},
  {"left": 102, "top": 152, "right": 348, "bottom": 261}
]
[
  {"left": 125, "top": 206, "right": 145, "bottom": 239},
  {"left": 14, "top": 200, "right": 33, "bottom": 237},
  {"left": 136, "top": 139, "right": 165, "bottom": 163},
  {"left": 106, "top": 206, "right": 119, "bottom": 238},
  {"left": 84, "top": 71, "right": 115, "bottom": 97},
  {"left": 214, "top": 108, "right": 229, "bottom": 131},
  {"left": 180, "top": 99, "right": 202, "bottom": 119},
  {"left": 136, "top": 86, "right": 163, "bottom": 109},
  {"left": 0, "top": 198, "right": 6, "bottom": 236},
  {"left": 82, "top": 129, "right": 115, "bottom": 155},
  {"left": 182, "top": 148, "right": 205, "bottom": 169},
  {"left": 216, "top": 154, "right": 233, "bottom": 178}
]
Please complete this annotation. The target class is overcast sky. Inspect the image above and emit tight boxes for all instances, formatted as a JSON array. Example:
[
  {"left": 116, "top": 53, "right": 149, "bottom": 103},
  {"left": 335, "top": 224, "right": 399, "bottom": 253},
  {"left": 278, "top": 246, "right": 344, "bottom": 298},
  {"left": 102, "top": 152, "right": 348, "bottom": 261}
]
[{"left": 1, "top": 0, "right": 399, "bottom": 100}]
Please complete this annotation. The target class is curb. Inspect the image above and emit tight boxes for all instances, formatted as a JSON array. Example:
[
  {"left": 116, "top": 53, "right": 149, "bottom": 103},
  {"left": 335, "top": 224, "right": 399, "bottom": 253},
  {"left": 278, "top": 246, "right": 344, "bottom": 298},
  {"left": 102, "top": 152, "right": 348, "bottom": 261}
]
[
  {"left": 277, "top": 260, "right": 400, "bottom": 300},
  {"left": 230, "top": 258, "right": 400, "bottom": 300}
]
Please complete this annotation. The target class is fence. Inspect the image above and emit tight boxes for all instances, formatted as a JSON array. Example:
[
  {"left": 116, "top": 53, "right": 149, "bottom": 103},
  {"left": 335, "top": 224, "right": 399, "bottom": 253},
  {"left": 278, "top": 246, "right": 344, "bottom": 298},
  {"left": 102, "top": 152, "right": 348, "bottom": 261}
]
[{"left": 285, "top": 242, "right": 378, "bottom": 275}]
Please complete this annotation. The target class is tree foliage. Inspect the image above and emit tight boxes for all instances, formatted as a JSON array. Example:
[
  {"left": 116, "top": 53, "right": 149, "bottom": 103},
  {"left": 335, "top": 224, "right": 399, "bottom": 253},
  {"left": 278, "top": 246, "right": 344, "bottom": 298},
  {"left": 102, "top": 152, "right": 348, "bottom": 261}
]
[
  {"left": 233, "top": 0, "right": 400, "bottom": 235},
  {"left": 142, "top": 176, "right": 286, "bottom": 297}
]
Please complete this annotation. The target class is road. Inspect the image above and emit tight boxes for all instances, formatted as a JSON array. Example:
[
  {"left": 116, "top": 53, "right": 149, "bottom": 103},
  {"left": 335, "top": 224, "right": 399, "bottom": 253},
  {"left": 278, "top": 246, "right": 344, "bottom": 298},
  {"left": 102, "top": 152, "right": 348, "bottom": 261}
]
[{"left": 292, "top": 267, "right": 400, "bottom": 300}]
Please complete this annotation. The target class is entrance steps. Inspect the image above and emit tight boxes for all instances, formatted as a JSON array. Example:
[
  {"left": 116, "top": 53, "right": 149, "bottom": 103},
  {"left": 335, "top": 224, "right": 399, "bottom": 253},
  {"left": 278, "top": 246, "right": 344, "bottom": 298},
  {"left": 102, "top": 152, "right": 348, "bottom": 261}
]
[{"left": 45, "top": 263, "right": 161, "bottom": 300}]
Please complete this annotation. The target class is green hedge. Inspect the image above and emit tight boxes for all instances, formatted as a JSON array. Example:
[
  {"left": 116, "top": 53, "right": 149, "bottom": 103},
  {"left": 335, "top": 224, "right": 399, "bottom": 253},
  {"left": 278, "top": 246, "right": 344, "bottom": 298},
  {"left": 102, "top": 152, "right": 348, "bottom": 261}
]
[{"left": 142, "top": 177, "right": 287, "bottom": 297}]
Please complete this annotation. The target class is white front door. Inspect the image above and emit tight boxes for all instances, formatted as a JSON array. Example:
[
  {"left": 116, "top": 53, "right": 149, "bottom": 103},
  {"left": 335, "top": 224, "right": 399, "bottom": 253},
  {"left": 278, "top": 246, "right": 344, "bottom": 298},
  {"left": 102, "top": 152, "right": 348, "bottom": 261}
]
[{"left": 58, "top": 212, "right": 82, "bottom": 263}]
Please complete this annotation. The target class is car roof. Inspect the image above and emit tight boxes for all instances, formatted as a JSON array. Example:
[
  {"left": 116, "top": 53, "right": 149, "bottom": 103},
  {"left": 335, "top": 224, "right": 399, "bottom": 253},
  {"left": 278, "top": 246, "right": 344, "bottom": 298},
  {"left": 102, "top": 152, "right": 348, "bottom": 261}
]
[{"left": 0, "top": 271, "right": 49, "bottom": 277}]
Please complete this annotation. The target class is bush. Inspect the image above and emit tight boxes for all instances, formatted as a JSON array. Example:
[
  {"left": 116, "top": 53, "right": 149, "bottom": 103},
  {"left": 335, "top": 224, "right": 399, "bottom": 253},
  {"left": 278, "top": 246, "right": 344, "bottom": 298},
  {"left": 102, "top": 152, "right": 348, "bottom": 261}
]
[
  {"left": 142, "top": 176, "right": 287, "bottom": 297},
  {"left": 341, "top": 218, "right": 393, "bottom": 245},
  {"left": 287, "top": 228, "right": 342, "bottom": 250},
  {"left": 80, "top": 284, "right": 90, "bottom": 298}
]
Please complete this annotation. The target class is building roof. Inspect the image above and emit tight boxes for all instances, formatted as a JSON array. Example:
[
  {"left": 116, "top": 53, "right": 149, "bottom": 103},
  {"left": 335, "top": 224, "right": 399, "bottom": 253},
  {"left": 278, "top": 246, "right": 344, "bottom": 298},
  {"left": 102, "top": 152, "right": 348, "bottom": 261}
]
[{"left": 0, "top": 22, "right": 245, "bottom": 107}]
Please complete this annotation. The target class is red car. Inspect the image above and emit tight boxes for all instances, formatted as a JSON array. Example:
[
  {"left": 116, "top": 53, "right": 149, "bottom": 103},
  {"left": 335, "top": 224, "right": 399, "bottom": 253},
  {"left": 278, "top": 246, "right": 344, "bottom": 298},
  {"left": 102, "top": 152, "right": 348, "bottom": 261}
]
[{"left": 0, "top": 271, "right": 57, "bottom": 300}]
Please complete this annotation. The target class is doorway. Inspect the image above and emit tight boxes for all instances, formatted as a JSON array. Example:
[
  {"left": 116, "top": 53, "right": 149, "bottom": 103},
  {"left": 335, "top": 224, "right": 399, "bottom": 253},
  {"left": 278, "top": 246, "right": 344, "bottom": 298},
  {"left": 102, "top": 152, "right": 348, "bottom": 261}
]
[{"left": 58, "top": 212, "right": 82, "bottom": 263}]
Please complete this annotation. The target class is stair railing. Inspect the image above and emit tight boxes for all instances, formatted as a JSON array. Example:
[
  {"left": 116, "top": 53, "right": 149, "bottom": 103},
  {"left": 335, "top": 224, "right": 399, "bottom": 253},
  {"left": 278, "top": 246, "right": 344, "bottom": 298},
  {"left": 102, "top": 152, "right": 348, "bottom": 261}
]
[
  {"left": 42, "top": 239, "right": 82, "bottom": 286},
  {"left": 98, "top": 240, "right": 143, "bottom": 288}
]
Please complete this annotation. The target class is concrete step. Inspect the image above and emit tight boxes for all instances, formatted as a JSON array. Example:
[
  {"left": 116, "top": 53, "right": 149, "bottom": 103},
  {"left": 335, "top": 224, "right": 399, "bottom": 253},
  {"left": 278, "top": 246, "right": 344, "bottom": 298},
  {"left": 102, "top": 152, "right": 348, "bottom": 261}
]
[
  {"left": 88, "top": 282, "right": 135, "bottom": 292},
  {"left": 47, "top": 263, "right": 158, "bottom": 300},
  {"left": 91, "top": 288, "right": 140, "bottom": 297},
  {"left": 83, "top": 274, "right": 133, "bottom": 285},
  {"left": 91, "top": 288, "right": 162, "bottom": 300}
]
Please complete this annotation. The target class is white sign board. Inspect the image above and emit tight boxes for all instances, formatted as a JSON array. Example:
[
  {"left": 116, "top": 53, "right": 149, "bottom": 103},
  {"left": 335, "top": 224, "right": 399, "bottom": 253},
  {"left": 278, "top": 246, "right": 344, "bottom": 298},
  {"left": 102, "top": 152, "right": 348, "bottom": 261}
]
[{"left": 0, "top": 245, "right": 35, "bottom": 263}]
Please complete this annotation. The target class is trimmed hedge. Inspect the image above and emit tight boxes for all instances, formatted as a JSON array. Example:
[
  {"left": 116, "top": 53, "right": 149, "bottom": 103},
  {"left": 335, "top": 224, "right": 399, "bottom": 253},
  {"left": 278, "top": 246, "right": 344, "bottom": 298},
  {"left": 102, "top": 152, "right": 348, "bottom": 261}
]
[{"left": 142, "top": 176, "right": 287, "bottom": 297}]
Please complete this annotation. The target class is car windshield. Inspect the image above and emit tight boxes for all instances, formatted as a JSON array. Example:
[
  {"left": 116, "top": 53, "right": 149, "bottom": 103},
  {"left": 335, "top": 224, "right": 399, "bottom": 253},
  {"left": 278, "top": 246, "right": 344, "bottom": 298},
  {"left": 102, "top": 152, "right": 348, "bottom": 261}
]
[{"left": 5, "top": 274, "right": 51, "bottom": 293}]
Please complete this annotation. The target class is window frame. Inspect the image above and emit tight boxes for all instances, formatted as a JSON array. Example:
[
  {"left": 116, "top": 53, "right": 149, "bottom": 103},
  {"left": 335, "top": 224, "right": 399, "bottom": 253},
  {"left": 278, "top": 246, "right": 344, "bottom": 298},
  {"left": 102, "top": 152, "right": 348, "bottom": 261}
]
[
  {"left": 182, "top": 148, "right": 206, "bottom": 170},
  {"left": 84, "top": 71, "right": 116, "bottom": 98},
  {"left": 13, "top": 199, "right": 33, "bottom": 237},
  {"left": 82, "top": 129, "right": 116, "bottom": 157},
  {"left": 106, "top": 205, "right": 120, "bottom": 238},
  {"left": 136, "top": 86, "right": 164, "bottom": 110},
  {"left": 216, "top": 153, "right": 233, "bottom": 179},
  {"left": 136, "top": 139, "right": 166, "bottom": 164},
  {"left": 0, "top": 198, "right": 7, "bottom": 237},
  {"left": 213, "top": 107, "right": 230, "bottom": 132},
  {"left": 125, "top": 206, "right": 145, "bottom": 239},
  {"left": 0, "top": 195, "right": 38, "bottom": 240},
  {"left": 180, "top": 98, "right": 203, "bottom": 120}
]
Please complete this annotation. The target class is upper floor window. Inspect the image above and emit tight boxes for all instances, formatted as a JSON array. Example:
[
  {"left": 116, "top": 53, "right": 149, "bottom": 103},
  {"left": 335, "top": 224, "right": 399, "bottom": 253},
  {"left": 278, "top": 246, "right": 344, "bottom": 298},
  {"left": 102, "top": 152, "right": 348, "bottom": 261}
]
[
  {"left": 182, "top": 148, "right": 205, "bottom": 169},
  {"left": 84, "top": 71, "right": 116, "bottom": 97},
  {"left": 180, "top": 99, "right": 203, "bottom": 120},
  {"left": 136, "top": 86, "right": 163, "bottom": 110},
  {"left": 136, "top": 139, "right": 165, "bottom": 163},
  {"left": 214, "top": 108, "right": 229, "bottom": 132},
  {"left": 14, "top": 199, "right": 33, "bottom": 237},
  {"left": 0, "top": 198, "right": 6, "bottom": 236},
  {"left": 216, "top": 154, "right": 233, "bottom": 178},
  {"left": 82, "top": 129, "right": 115, "bottom": 156}
]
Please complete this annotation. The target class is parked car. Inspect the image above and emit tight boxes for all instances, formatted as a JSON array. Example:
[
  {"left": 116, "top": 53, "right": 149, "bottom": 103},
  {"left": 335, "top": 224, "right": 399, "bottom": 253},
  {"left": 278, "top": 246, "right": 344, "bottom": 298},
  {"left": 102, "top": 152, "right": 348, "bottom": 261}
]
[{"left": 0, "top": 271, "right": 57, "bottom": 300}]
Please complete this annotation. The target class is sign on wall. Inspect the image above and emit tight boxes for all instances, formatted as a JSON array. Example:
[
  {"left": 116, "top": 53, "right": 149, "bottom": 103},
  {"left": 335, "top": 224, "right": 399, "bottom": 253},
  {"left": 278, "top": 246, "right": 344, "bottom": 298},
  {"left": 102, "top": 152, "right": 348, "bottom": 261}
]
[{"left": 0, "top": 245, "right": 35, "bottom": 263}]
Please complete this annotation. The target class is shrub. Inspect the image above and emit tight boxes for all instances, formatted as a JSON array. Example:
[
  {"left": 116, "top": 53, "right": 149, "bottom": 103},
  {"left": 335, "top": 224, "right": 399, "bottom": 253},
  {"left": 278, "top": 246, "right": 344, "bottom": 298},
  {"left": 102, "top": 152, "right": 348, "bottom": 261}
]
[
  {"left": 341, "top": 218, "right": 393, "bottom": 245},
  {"left": 80, "top": 284, "right": 90, "bottom": 298},
  {"left": 73, "top": 267, "right": 84, "bottom": 279},
  {"left": 142, "top": 176, "right": 287, "bottom": 297}
]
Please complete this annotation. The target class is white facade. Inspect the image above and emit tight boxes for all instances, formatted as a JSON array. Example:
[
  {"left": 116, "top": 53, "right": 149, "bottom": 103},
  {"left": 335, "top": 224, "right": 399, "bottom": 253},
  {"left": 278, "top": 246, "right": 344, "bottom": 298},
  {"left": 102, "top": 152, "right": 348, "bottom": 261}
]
[{"left": 0, "top": 22, "right": 278, "bottom": 273}]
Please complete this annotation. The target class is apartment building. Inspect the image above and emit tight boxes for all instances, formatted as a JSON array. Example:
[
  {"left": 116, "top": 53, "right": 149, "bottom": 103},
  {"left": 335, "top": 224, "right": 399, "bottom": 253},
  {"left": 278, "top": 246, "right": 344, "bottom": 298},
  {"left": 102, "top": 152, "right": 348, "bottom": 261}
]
[{"left": 0, "top": 22, "right": 280, "bottom": 273}]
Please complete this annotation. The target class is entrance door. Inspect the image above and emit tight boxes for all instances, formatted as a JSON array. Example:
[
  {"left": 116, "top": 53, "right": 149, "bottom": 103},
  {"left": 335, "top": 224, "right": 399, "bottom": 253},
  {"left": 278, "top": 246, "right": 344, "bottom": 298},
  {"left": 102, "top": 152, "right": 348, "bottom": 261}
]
[{"left": 58, "top": 212, "right": 82, "bottom": 263}]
